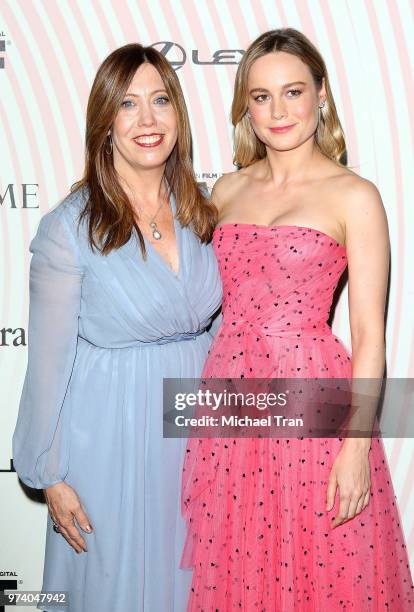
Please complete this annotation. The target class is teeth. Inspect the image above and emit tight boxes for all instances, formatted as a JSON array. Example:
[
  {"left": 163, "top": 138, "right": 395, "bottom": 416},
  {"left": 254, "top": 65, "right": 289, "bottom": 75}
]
[{"left": 135, "top": 135, "right": 163, "bottom": 144}]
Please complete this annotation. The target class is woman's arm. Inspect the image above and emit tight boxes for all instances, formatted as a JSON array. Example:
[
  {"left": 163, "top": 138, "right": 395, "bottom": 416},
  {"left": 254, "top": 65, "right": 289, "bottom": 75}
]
[
  {"left": 326, "top": 178, "right": 390, "bottom": 527},
  {"left": 344, "top": 178, "right": 390, "bottom": 445},
  {"left": 12, "top": 206, "right": 84, "bottom": 489}
]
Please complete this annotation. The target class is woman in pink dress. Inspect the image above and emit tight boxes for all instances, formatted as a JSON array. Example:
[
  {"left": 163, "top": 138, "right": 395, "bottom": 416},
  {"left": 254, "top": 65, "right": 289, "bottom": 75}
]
[{"left": 180, "top": 28, "right": 414, "bottom": 610}]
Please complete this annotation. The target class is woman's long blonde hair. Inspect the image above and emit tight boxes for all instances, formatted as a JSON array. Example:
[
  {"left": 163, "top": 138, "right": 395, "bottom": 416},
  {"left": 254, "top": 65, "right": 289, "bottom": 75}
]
[
  {"left": 232, "top": 28, "right": 347, "bottom": 168},
  {"left": 72, "top": 43, "right": 217, "bottom": 257}
]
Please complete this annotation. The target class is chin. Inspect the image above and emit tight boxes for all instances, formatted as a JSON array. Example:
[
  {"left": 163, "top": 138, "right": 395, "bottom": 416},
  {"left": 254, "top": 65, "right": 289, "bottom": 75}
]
[
  {"left": 264, "top": 137, "right": 299, "bottom": 151},
  {"left": 133, "top": 159, "right": 169, "bottom": 171},
  {"left": 133, "top": 150, "right": 169, "bottom": 165}
]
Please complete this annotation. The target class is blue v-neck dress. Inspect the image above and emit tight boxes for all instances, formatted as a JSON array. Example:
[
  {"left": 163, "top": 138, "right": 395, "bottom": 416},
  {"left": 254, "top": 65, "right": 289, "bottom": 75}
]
[{"left": 12, "top": 185, "right": 222, "bottom": 612}]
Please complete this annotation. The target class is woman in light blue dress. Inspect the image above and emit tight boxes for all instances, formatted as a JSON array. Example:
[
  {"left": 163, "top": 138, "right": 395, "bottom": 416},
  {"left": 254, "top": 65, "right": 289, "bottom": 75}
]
[{"left": 12, "top": 44, "right": 222, "bottom": 612}]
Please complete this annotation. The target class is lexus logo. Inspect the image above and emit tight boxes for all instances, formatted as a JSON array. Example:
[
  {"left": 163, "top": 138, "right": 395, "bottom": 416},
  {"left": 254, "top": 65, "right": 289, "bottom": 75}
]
[
  {"left": 152, "top": 42, "right": 186, "bottom": 70},
  {"left": 152, "top": 41, "right": 243, "bottom": 70}
]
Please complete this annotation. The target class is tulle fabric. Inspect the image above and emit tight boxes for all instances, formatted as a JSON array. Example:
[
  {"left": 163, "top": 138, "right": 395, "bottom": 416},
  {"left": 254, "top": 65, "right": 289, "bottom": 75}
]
[{"left": 181, "top": 224, "right": 414, "bottom": 611}]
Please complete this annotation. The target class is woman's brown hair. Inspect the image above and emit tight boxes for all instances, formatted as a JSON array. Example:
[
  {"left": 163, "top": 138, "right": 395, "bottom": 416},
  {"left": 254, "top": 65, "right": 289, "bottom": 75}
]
[
  {"left": 72, "top": 43, "right": 216, "bottom": 256},
  {"left": 232, "top": 28, "right": 347, "bottom": 168}
]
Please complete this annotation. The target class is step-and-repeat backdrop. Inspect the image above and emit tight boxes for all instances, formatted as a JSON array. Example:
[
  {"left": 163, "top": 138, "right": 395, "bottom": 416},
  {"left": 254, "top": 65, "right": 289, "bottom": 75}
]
[{"left": 1, "top": 0, "right": 413, "bottom": 603}]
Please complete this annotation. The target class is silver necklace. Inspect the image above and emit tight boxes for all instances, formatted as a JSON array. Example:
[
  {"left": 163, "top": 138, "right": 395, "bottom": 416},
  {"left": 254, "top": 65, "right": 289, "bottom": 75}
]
[{"left": 139, "top": 197, "right": 169, "bottom": 241}]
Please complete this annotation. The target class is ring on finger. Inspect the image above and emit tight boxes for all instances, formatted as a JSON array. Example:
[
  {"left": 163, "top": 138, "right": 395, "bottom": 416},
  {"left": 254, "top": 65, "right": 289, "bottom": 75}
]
[{"left": 50, "top": 515, "right": 60, "bottom": 532}]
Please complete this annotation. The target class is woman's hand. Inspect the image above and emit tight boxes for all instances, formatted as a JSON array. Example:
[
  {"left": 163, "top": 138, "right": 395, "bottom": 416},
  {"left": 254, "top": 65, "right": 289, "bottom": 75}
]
[
  {"left": 44, "top": 482, "right": 93, "bottom": 553},
  {"left": 326, "top": 439, "right": 371, "bottom": 528}
]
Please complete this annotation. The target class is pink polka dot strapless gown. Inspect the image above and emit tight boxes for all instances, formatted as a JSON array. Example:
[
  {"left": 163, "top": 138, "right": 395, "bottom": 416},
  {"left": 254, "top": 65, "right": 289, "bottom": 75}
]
[{"left": 180, "top": 224, "right": 414, "bottom": 611}]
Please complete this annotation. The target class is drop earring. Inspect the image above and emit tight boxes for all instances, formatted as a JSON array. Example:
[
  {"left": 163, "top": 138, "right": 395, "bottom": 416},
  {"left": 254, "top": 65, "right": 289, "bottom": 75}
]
[
  {"left": 105, "top": 133, "right": 113, "bottom": 155},
  {"left": 317, "top": 101, "right": 326, "bottom": 126}
]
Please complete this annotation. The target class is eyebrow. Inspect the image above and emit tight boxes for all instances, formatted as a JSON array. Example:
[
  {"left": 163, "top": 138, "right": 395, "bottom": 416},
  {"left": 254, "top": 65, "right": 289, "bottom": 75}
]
[
  {"left": 249, "top": 81, "right": 307, "bottom": 94},
  {"left": 124, "top": 89, "right": 168, "bottom": 97}
]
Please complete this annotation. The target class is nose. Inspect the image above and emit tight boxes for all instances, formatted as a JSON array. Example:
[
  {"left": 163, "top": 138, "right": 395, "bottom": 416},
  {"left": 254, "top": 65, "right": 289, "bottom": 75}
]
[
  {"left": 137, "top": 102, "right": 156, "bottom": 127},
  {"left": 271, "top": 97, "right": 287, "bottom": 120}
]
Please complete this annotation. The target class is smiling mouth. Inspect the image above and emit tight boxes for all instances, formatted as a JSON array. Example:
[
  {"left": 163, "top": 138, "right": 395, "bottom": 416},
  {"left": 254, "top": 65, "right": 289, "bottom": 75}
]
[
  {"left": 269, "top": 124, "right": 295, "bottom": 133},
  {"left": 133, "top": 134, "right": 165, "bottom": 147}
]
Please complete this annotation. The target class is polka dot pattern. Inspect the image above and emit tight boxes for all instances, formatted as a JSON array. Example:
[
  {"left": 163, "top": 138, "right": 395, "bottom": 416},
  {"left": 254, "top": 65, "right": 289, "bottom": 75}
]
[{"left": 181, "top": 224, "right": 414, "bottom": 610}]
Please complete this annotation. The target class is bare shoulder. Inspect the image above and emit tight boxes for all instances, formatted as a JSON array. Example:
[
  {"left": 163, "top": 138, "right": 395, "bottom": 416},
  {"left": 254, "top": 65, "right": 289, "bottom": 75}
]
[
  {"left": 330, "top": 171, "right": 389, "bottom": 246},
  {"left": 334, "top": 172, "right": 386, "bottom": 224},
  {"left": 211, "top": 169, "right": 249, "bottom": 212}
]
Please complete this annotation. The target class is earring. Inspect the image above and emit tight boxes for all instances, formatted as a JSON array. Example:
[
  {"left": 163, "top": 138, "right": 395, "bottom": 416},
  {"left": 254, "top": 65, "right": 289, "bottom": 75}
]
[
  {"left": 317, "top": 101, "right": 325, "bottom": 128},
  {"left": 105, "top": 133, "right": 113, "bottom": 155},
  {"left": 246, "top": 110, "right": 251, "bottom": 118}
]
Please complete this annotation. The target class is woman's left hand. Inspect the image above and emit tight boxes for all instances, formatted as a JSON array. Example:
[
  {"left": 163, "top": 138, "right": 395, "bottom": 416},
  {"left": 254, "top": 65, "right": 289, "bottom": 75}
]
[{"left": 326, "top": 439, "right": 371, "bottom": 528}]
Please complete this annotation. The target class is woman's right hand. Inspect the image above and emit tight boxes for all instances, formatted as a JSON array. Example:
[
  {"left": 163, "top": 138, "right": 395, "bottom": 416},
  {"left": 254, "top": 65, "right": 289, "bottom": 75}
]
[{"left": 44, "top": 482, "right": 93, "bottom": 553}]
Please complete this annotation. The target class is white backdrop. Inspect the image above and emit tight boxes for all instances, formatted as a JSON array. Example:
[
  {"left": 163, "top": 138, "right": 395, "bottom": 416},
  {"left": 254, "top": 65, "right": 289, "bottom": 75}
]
[{"left": 1, "top": 0, "right": 414, "bottom": 604}]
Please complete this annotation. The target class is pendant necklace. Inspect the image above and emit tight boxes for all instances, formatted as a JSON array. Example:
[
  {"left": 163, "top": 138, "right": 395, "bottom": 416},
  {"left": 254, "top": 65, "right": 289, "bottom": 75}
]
[
  {"left": 141, "top": 197, "right": 170, "bottom": 241},
  {"left": 150, "top": 219, "right": 162, "bottom": 240}
]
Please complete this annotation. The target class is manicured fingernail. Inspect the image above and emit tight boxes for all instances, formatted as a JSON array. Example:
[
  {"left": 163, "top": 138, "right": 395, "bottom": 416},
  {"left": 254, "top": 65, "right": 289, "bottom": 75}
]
[{"left": 85, "top": 525, "right": 92, "bottom": 532}]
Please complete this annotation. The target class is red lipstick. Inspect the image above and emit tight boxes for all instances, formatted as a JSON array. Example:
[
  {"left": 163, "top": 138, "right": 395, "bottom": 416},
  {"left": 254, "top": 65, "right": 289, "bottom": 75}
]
[{"left": 133, "top": 133, "right": 164, "bottom": 148}]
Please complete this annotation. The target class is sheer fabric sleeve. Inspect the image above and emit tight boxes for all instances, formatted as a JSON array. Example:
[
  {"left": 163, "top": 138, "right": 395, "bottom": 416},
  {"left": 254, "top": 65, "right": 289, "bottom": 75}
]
[{"left": 12, "top": 209, "right": 84, "bottom": 489}]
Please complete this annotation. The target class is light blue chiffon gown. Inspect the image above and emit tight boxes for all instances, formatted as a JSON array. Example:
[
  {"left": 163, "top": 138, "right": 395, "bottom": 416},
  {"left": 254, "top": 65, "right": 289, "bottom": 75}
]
[{"left": 12, "top": 185, "right": 222, "bottom": 612}]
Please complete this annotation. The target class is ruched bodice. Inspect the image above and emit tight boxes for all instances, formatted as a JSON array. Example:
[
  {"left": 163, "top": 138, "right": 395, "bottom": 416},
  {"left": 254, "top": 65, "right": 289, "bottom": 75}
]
[
  {"left": 69, "top": 191, "right": 221, "bottom": 349},
  {"left": 202, "top": 223, "right": 350, "bottom": 379},
  {"left": 217, "top": 223, "right": 347, "bottom": 338}
]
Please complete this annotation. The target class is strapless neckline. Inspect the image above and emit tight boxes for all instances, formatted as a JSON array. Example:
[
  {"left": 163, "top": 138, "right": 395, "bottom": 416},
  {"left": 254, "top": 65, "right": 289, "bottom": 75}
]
[{"left": 214, "top": 223, "right": 346, "bottom": 250}]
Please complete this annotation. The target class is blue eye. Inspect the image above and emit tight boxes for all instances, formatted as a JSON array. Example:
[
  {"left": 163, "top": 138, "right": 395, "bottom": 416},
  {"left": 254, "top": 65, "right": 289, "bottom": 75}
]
[
  {"left": 154, "top": 96, "right": 170, "bottom": 105},
  {"left": 121, "top": 99, "right": 135, "bottom": 108}
]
